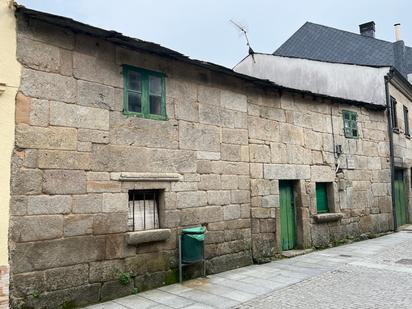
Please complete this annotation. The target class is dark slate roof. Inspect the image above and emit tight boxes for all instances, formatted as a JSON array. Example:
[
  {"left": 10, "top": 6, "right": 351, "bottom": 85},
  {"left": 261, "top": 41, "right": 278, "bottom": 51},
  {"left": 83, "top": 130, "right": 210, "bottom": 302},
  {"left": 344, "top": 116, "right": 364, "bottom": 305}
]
[{"left": 274, "top": 22, "right": 412, "bottom": 77}]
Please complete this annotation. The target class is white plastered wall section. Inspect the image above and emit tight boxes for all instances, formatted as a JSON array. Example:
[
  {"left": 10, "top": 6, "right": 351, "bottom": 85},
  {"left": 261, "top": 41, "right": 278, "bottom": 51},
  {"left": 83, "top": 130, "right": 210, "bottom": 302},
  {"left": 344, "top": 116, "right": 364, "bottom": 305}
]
[
  {"left": 234, "top": 54, "right": 390, "bottom": 107},
  {"left": 0, "top": 0, "right": 21, "bottom": 269}
]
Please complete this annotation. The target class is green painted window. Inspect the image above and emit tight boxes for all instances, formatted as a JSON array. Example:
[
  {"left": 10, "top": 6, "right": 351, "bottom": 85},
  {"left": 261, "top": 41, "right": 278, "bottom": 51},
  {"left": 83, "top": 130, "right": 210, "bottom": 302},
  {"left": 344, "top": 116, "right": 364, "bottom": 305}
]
[
  {"left": 123, "top": 65, "right": 166, "bottom": 120},
  {"left": 342, "top": 110, "right": 358, "bottom": 138},
  {"left": 316, "top": 183, "right": 329, "bottom": 214}
]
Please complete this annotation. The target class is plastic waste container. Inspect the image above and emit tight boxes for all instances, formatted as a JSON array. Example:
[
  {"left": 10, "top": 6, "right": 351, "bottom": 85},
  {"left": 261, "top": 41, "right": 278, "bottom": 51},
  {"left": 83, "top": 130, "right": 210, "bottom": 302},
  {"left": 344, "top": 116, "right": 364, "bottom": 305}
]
[{"left": 181, "top": 226, "right": 206, "bottom": 263}]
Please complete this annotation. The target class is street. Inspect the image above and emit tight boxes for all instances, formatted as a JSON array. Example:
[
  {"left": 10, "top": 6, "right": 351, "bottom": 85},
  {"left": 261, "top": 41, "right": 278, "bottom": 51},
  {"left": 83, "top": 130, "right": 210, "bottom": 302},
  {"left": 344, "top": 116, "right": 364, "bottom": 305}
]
[{"left": 87, "top": 229, "right": 412, "bottom": 309}]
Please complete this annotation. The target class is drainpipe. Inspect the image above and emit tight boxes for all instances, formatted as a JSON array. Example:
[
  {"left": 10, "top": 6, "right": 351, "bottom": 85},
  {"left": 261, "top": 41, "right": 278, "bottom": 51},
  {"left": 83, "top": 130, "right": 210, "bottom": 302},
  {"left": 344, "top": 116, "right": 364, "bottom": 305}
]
[{"left": 384, "top": 69, "right": 397, "bottom": 231}]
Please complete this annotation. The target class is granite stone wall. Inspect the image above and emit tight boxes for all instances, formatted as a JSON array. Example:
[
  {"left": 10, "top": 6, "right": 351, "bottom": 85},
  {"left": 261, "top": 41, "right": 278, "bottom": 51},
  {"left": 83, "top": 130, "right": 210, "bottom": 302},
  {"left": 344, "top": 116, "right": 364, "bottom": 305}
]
[{"left": 9, "top": 13, "right": 393, "bottom": 308}]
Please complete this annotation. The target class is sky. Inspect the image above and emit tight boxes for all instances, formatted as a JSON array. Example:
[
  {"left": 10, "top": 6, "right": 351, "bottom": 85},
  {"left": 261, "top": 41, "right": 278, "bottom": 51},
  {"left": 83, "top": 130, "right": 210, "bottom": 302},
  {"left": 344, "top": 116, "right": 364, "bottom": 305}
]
[{"left": 18, "top": 0, "right": 411, "bottom": 68}]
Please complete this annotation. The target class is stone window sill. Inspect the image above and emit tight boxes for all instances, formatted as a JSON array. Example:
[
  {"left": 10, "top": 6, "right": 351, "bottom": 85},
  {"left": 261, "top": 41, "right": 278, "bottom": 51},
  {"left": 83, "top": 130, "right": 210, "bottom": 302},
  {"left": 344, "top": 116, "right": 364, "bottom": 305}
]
[
  {"left": 111, "top": 172, "right": 181, "bottom": 182},
  {"left": 127, "top": 228, "right": 171, "bottom": 245},
  {"left": 313, "top": 213, "right": 343, "bottom": 223}
]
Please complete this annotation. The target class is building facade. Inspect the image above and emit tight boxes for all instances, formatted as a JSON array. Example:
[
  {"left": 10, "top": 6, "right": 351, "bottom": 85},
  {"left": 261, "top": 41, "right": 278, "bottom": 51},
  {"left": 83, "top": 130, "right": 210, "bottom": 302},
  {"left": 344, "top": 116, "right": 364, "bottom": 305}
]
[{"left": 0, "top": 5, "right": 403, "bottom": 309}]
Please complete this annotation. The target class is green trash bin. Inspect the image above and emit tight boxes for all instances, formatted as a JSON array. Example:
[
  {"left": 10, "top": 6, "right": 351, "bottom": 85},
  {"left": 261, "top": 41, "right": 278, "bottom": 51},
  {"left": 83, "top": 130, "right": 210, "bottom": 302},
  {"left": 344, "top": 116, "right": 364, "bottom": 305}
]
[{"left": 181, "top": 226, "right": 206, "bottom": 263}]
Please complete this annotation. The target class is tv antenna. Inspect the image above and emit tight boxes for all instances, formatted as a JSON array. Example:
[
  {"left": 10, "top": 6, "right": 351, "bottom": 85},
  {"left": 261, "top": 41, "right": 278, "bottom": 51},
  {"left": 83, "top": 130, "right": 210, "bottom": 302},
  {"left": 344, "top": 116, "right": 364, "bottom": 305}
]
[{"left": 230, "top": 19, "right": 255, "bottom": 62}]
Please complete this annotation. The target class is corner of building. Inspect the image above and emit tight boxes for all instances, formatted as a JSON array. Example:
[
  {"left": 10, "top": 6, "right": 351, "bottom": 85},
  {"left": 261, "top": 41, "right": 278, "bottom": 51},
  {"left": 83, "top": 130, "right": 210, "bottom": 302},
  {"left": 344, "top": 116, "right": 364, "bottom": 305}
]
[{"left": 0, "top": 0, "right": 21, "bottom": 307}]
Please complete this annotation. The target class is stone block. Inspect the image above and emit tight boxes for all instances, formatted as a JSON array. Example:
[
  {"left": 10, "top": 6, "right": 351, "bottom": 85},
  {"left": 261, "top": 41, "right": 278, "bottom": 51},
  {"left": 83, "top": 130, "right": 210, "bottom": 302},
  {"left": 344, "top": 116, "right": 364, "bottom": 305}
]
[
  {"left": 371, "top": 183, "right": 388, "bottom": 197},
  {"left": 127, "top": 229, "right": 171, "bottom": 245},
  {"left": 17, "top": 36, "right": 61, "bottom": 73},
  {"left": 20, "top": 68, "right": 77, "bottom": 103},
  {"left": 196, "top": 151, "right": 220, "bottom": 160},
  {"left": 87, "top": 181, "right": 121, "bottom": 193},
  {"left": 199, "top": 103, "right": 221, "bottom": 125},
  {"left": 248, "top": 116, "right": 279, "bottom": 141},
  {"left": 207, "top": 190, "right": 231, "bottom": 205},
  {"left": 93, "top": 213, "right": 128, "bottom": 234},
  {"left": 15, "top": 92, "right": 31, "bottom": 124},
  {"left": 221, "top": 175, "right": 238, "bottom": 189},
  {"left": 238, "top": 176, "right": 250, "bottom": 190},
  {"left": 27, "top": 195, "right": 71, "bottom": 215},
  {"left": 110, "top": 113, "right": 178, "bottom": 149},
  {"left": 171, "top": 181, "right": 197, "bottom": 192},
  {"left": 89, "top": 259, "right": 125, "bottom": 283},
  {"left": 45, "top": 264, "right": 89, "bottom": 291},
  {"left": 231, "top": 190, "right": 250, "bottom": 204},
  {"left": 221, "top": 162, "right": 249, "bottom": 175},
  {"left": 64, "top": 215, "right": 94, "bottom": 236},
  {"left": 176, "top": 191, "right": 207, "bottom": 208},
  {"left": 16, "top": 125, "right": 77, "bottom": 150},
  {"left": 304, "top": 130, "right": 323, "bottom": 150},
  {"left": 59, "top": 48, "right": 73, "bottom": 76},
  {"left": 249, "top": 144, "right": 271, "bottom": 163},
  {"left": 368, "top": 157, "right": 381, "bottom": 170},
  {"left": 50, "top": 101, "right": 109, "bottom": 130},
  {"left": 179, "top": 206, "right": 223, "bottom": 225},
  {"left": 261, "top": 195, "right": 279, "bottom": 208},
  {"left": 17, "top": 17, "right": 75, "bottom": 49},
  {"left": 78, "top": 79, "right": 115, "bottom": 110},
  {"left": 30, "top": 99, "right": 49, "bottom": 127},
  {"left": 11, "top": 271, "right": 46, "bottom": 298},
  {"left": 10, "top": 195, "right": 28, "bottom": 216},
  {"left": 87, "top": 172, "right": 110, "bottom": 181},
  {"left": 270, "top": 142, "right": 287, "bottom": 164},
  {"left": 38, "top": 150, "right": 91, "bottom": 170},
  {"left": 73, "top": 194, "right": 103, "bottom": 214},
  {"left": 43, "top": 170, "right": 86, "bottom": 194},
  {"left": 105, "top": 234, "right": 136, "bottom": 259},
  {"left": 78, "top": 129, "right": 109, "bottom": 144},
  {"left": 251, "top": 208, "right": 272, "bottom": 219},
  {"left": 175, "top": 99, "right": 199, "bottom": 122},
  {"left": 221, "top": 89, "right": 247, "bottom": 112},
  {"left": 73, "top": 52, "right": 122, "bottom": 87},
  {"left": 250, "top": 163, "right": 263, "bottom": 179},
  {"left": 286, "top": 144, "right": 312, "bottom": 164},
  {"left": 179, "top": 122, "right": 220, "bottom": 151},
  {"left": 224, "top": 205, "right": 241, "bottom": 220},
  {"left": 221, "top": 144, "right": 241, "bottom": 161},
  {"left": 198, "top": 174, "right": 221, "bottom": 190},
  {"left": 222, "top": 128, "right": 248, "bottom": 145},
  {"left": 280, "top": 124, "right": 304, "bottom": 145},
  {"left": 221, "top": 109, "right": 247, "bottom": 129},
  {"left": 10, "top": 215, "right": 63, "bottom": 242},
  {"left": 11, "top": 168, "right": 42, "bottom": 195},
  {"left": 197, "top": 160, "right": 223, "bottom": 174},
  {"left": 251, "top": 179, "right": 277, "bottom": 196},
  {"left": 103, "top": 193, "right": 128, "bottom": 212},
  {"left": 92, "top": 145, "right": 196, "bottom": 173},
  {"left": 311, "top": 165, "right": 335, "bottom": 182},
  {"left": 101, "top": 280, "right": 134, "bottom": 302}
]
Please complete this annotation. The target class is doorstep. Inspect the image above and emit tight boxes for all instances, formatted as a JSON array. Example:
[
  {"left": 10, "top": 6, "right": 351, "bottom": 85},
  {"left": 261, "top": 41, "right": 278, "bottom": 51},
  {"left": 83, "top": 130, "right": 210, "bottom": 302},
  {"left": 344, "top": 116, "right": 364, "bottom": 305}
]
[{"left": 281, "top": 248, "right": 314, "bottom": 258}]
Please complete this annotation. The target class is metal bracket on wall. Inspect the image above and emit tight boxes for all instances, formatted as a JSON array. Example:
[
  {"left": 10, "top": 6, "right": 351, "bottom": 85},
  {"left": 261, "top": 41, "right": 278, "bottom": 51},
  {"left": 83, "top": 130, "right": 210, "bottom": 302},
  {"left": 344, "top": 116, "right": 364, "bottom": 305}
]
[{"left": 0, "top": 83, "right": 6, "bottom": 95}]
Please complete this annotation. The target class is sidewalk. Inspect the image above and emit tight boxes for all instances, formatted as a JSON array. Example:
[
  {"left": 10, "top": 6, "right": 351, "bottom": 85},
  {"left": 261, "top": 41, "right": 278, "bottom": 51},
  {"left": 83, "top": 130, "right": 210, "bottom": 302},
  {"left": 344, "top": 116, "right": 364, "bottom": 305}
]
[{"left": 86, "top": 230, "right": 412, "bottom": 309}]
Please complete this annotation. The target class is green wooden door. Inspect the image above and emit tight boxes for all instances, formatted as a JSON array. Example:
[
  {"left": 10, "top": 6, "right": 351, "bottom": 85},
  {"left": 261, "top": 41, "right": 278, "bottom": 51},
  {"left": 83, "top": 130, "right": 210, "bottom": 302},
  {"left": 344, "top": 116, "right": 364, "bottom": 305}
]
[
  {"left": 279, "top": 181, "right": 296, "bottom": 251},
  {"left": 395, "top": 170, "right": 407, "bottom": 227}
]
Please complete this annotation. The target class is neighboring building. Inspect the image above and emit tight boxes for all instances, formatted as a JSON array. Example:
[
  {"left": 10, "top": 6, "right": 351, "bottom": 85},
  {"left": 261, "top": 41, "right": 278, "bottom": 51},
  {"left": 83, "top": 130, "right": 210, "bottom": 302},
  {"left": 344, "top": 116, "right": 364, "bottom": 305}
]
[
  {"left": 0, "top": 5, "right": 401, "bottom": 309},
  {"left": 235, "top": 21, "right": 412, "bottom": 237}
]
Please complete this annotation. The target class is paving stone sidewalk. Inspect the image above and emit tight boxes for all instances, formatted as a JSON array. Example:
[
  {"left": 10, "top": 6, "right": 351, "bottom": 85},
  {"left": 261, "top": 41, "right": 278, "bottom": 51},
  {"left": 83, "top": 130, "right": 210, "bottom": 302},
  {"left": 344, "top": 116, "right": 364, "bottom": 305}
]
[{"left": 86, "top": 230, "right": 412, "bottom": 309}]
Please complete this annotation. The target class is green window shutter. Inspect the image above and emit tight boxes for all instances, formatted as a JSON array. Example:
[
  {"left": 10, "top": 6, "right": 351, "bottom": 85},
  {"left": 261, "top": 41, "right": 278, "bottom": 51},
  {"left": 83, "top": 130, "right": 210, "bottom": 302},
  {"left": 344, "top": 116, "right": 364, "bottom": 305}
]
[
  {"left": 123, "top": 65, "right": 167, "bottom": 120},
  {"left": 316, "top": 183, "right": 329, "bottom": 214},
  {"left": 342, "top": 110, "right": 358, "bottom": 138}
]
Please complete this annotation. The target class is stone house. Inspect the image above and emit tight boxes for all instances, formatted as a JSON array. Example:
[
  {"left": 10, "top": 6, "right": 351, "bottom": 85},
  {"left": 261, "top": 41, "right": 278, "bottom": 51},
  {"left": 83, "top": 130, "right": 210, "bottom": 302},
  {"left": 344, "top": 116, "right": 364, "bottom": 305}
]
[
  {"left": 235, "top": 20, "right": 412, "bottom": 231},
  {"left": 0, "top": 4, "right": 403, "bottom": 309}
]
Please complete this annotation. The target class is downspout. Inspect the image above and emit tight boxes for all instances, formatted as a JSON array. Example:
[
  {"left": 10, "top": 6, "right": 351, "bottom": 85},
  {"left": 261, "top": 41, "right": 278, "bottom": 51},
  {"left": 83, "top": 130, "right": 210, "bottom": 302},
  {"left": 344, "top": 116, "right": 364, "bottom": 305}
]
[{"left": 384, "top": 69, "right": 397, "bottom": 231}]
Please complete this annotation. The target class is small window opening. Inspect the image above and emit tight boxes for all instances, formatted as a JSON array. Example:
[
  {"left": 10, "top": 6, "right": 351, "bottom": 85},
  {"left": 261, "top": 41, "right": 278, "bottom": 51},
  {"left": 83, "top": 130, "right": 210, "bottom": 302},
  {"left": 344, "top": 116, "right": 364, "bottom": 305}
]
[
  {"left": 128, "top": 190, "right": 160, "bottom": 231},
  {"left": 404, "top": 105, "right": 410, "bottom": 136}
]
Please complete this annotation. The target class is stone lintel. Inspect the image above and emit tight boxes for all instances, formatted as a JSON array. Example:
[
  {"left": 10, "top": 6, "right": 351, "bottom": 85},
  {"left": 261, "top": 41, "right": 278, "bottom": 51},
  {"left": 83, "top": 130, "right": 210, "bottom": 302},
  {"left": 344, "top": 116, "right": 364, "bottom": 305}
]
[
  {"left": 111, "top": 172, "right": 182, "bottom": 182},
  {"left": 126, "top": 229, "right": 171, "bottom": 245},
  {"left": 313, "top": 213, "right": 343, "bottom": 223}
]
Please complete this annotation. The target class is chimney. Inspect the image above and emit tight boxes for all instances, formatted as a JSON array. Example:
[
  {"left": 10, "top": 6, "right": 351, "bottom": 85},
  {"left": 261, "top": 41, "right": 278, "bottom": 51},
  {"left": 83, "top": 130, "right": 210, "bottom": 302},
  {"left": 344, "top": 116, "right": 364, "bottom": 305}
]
[
  {"left": 359, "top": 21, "right": 375, "bottom": 38},
  {"left": 394, "top": 23, "right": 401, "bottom": 41}
]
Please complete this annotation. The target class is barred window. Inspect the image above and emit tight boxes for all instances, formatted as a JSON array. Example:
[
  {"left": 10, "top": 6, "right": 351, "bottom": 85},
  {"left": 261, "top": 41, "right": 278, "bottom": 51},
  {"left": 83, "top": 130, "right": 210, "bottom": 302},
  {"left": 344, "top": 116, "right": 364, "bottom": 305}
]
[{"left": 128, "top": 190, "right": 160, "bottom": 231}]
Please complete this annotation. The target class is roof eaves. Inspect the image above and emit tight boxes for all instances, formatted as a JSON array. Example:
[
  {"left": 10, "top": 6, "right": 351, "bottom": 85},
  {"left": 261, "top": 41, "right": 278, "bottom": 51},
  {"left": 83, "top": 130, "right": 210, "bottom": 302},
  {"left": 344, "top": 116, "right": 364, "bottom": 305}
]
[{"left": 15, "top": 5, "right": 384, "bottom": 111}]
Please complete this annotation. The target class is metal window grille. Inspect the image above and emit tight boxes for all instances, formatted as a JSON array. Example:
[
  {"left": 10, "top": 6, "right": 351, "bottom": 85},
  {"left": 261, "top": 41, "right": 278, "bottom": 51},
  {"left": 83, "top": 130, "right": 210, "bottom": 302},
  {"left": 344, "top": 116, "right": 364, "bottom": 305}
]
[{"left": 128, "top": 190, "right": 159, "bottom": 231}]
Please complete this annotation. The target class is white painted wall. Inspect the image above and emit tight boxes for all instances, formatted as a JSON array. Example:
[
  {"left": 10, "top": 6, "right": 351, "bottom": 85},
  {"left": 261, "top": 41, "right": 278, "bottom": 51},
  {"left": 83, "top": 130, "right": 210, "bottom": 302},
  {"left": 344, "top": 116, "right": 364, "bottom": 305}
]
[{"left": 234, "top": 54, "right": 390, "bottom": 106}]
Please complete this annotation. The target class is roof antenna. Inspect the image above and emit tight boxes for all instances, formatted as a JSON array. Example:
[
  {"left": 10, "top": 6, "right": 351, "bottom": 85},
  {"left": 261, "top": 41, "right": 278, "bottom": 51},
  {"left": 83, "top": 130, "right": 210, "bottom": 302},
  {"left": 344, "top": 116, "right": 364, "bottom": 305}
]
[{"left": 230, "top": 19, "right": 255, "bottom": 63}]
